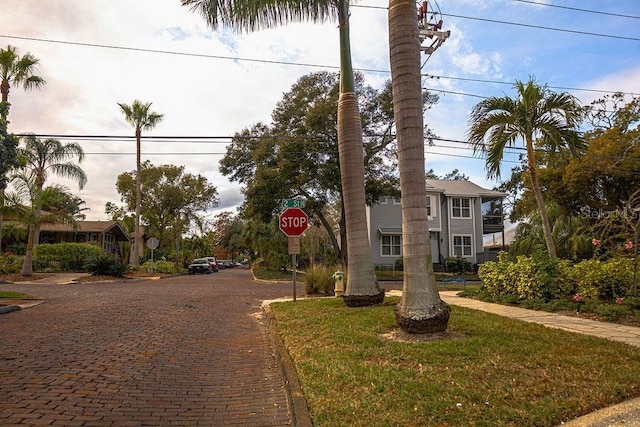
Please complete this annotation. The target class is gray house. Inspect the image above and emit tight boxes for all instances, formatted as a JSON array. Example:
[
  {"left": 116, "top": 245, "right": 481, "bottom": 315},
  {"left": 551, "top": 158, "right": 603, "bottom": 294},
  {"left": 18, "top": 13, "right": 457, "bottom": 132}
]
[{"left": 366, "top": 179, "right": 505, "bottom": 268}]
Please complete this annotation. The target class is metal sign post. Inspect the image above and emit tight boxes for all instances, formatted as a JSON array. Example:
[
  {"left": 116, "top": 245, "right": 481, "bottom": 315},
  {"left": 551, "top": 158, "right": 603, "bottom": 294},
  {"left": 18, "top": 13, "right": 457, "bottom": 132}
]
[{"left": 279, "top": 205, "right": 308, "bottom": 302}]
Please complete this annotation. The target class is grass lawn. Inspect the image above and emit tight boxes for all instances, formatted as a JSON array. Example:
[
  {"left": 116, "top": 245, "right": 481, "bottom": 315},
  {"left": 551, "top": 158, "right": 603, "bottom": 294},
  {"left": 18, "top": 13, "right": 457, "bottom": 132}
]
[
  {"left": 268, "top": 296, "right": 640, "bottom": 426},
  {"left": 0, "top": 290, "right": 40, "bottom": 299}
]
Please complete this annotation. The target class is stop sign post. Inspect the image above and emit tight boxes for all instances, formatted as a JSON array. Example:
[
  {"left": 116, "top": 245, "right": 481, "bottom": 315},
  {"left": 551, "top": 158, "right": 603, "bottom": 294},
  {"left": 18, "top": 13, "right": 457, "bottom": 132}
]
[
  {"left": 279, "top": 207, "right": 309, "bottom": 302},
  {"left": 279, "top": 207, "right": 309, "bottom": 237}
]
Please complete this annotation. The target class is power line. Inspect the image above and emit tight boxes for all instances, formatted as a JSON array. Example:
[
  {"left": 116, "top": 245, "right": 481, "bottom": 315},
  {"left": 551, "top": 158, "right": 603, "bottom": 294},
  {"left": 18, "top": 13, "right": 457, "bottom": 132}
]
[
  {"left": 1, "top": 34, "right": 632, "bottom": 97},
  {"left": 440, "top": 12, "right": 639, "bottom": 41},
  {"left": 422, "top": 74, "right": 638, "bottom": 96},
  {"left": 512, "top": 0, "right": 640, "bottom": 20},
  {"left": 353, "top": 5, "right": 640, "bottom": 41},
  {"left": 0, "top": 34, "right": 341, "bottom": 71}
]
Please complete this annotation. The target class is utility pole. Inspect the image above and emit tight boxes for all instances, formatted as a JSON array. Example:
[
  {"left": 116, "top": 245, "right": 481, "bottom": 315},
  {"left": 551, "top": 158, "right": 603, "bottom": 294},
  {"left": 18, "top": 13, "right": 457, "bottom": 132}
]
[{"left": 417, "top": 1, "right": 450, "bottom": 57}]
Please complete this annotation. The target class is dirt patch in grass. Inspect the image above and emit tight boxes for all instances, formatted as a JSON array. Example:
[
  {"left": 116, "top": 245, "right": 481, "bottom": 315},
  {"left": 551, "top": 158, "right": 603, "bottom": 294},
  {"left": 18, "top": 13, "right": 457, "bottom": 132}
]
[
  {"left": 380, "top": 329, "right": 466, "bottom": 343},
  {"left": 0, "top": 273, "right": 56, "bottom": 283}
]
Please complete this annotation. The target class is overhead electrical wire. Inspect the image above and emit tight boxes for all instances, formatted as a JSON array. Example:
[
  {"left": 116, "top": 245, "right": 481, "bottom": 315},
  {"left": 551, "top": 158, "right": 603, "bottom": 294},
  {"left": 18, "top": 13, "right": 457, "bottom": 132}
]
[
  {"left": 352, "top": 4, "right": 640, "bottom": 41},
  {"left": 0, "top": 31, "right": 635, "bottom": 96},
  {"left": 512, "top": 0, "right": 640, "bottom": 20},
  {"left": 422, "top": 74, "right": 637, "bottom": 96}
]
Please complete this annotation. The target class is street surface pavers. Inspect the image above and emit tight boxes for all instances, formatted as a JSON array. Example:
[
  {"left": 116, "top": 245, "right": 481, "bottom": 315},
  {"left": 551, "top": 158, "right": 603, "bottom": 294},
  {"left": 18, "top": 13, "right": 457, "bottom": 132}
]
[{"left": 0, "top": 270, "right": 302, "bottom": 426}]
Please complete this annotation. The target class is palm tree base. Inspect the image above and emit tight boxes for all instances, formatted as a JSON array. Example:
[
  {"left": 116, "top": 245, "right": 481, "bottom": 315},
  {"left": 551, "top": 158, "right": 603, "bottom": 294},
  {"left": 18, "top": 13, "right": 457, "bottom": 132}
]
[
  {"left": 343, "top": 291, "right": 385, "bottom": 307},
  {"left": 395, "top": 301, "right": 451, "bottom": 334}
]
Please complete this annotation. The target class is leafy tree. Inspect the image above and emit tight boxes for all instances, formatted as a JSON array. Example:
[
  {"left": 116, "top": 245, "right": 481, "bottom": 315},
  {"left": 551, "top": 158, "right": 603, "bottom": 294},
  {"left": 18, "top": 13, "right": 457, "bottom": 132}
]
[
  {"left": 220, "top": 72, "right": 405, "bottom": 266},
  {"left": 426, "top": 168, "right": 469, "bottom": 181},
  {"left": 114, "top": 161, "right": 219, "bottom": 258},
  {"left": 388, "top": 0, "right": 450, "bottom": 333},
  {"left": 468, "top": 78, "right": 585, "bottom": 258},
  {"left": 15, "top": 135, "right": 86, "bottom": 275},
  {"left": 0, "top": 102, "right": 20, "bottom": 250},
  {"left": 182, "top": 0, "right": 382, "bottom": 306},
  {"left": 506, "top": 95, "right": 639, "bottom": 258},
  {"left": 117, "top": 100, "right": 163, "bottom": 267}
]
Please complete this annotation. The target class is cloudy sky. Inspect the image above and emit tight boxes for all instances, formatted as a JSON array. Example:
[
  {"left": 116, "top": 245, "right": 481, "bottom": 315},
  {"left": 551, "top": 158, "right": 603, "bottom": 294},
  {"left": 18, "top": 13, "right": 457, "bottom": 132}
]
[{"left": 2, "top": 0, "right": 639, "bottom": 221}]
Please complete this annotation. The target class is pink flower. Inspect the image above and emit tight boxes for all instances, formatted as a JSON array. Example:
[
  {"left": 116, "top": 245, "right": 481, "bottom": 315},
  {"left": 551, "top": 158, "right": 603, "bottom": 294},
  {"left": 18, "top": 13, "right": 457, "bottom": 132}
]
[
  {"left": 592, "top": 239, "right": 601, "bottom": 246},
  {"left": 572, "top": 294, "right": 583, "bottom": 303},
  {"left": 615, "top": 297, "right": 625, "bottom": 304},
  {"left": 625, "top": 241, "right": 634, "bottom": 250}
]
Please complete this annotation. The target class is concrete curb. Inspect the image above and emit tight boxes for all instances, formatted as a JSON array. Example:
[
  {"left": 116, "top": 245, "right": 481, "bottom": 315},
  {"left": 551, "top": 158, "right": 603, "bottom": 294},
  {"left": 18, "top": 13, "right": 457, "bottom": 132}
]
[{"left": 0, "top": 304, "right": 20, "bottom": 314}]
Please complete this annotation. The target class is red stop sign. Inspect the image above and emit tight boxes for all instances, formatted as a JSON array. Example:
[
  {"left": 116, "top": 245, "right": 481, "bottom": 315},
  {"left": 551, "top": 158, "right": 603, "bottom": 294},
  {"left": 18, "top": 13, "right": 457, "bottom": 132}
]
[{"left": 279, "top": 208, "right": 309, "bottom": 237}]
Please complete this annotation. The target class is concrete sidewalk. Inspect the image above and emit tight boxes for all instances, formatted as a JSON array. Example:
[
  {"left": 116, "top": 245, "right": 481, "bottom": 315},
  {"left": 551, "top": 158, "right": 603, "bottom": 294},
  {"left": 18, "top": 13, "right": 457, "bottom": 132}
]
[{"left": 438, "top": 290, "right": 640, "bottom": 348}]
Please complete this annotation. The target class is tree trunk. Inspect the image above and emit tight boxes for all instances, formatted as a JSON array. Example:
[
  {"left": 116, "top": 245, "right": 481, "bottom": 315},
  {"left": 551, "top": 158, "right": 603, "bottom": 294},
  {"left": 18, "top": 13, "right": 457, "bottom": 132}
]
[
  {"left": 337, "top": 1, "right": 383, "bottom": 306},
  {"left": 525, "top": 136, "right": 557, "bottom": 258},
  {"left": 389, "top": 0, "right": 449, "bottom": 333},
  {"left": 20, "top": 226, "right": 34, "bottom": 276},
  {"left": 133, "top": 128, "right": 142, "bottom": 267}
]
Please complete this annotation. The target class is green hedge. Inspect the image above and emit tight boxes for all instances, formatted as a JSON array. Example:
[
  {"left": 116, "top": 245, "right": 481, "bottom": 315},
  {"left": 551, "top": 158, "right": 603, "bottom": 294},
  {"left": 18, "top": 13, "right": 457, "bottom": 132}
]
[
  {"left": 479, "top": 251, "right": 634, "bottom": 302},
  {"left": 34, "top": 243, "right": 106, "bottom": 271}
]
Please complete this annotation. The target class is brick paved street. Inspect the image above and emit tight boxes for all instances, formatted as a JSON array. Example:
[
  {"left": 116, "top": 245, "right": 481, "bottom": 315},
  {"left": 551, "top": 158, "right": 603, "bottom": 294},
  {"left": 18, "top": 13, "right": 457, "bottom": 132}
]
[{"left": 0, "top": 269, "right": 303, "bottom": 426}]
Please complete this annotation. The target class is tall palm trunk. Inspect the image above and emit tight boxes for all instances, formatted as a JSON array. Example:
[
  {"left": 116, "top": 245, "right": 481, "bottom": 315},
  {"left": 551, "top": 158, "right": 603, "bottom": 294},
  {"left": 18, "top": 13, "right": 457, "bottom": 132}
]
[
  {"left": 389, "top": 0, "right": 449, "bottom": 333},
  {"left": 525, "top": 135, "right": 557, "bottom": 258},
  {"left": 20, "top": 225, "right": 35, "bottom": 276},
  {"left": 337, "top": 0, "right": 383, "bottom": 306},
  {"left": 133, "top": 127, "right": 142, "bottom": 267},
  {"left": 1, "top": 83, "right": 9, "bottom": 251}
]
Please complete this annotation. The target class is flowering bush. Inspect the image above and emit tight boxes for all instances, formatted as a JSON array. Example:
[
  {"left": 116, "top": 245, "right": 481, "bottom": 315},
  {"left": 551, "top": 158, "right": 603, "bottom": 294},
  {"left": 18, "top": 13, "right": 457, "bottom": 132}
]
[
  {"left": 568, "top": 258, "right": 633, "bottom": 301},
  {"left": 479, "top": 252, "right": 633, "bottom": 302}
]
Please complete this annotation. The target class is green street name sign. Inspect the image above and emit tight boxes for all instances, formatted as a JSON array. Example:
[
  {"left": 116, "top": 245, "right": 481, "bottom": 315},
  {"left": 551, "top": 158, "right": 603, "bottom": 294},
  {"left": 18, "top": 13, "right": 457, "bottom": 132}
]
[{"left": 281, "top": 199, "right": 306, "bottom": 209}]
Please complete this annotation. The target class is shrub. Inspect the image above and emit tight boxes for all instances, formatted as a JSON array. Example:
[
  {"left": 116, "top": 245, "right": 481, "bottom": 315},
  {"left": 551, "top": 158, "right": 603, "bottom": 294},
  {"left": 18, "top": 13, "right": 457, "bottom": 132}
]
[
  {"left": 568, "top": 258, "right": 633, "bottom": 301},
  {"left": 446, "top": 255, "right": 471, "bottom": 274},
  {"left": 0, "top": 254, "right": 24, "bottom": 273},
  {"left": 478, "top": 250, "right": 562, "bottom": 301},
  {"left": 304, "top": 264, "right": 338, "bottom": 295},
  {"left": 140, "top": 260, "right": 182, "bottom": 274},
  {"left": 394, "top": 257, "right": 403, "bottom": 271},
  {"left": 34, "top": 243, "right": 105, "bottom": 271},
  {"left": 85, "top": 253, "right": 129, "bottom": 277}
]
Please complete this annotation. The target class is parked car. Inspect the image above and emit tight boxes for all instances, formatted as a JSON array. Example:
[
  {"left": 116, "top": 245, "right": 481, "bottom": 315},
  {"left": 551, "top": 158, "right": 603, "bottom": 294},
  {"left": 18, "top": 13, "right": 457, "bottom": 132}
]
[
  {"left": 205, "top": 257, "right": 219, "bottom": 272},
  {"left": 188, "top": 258, "right": 212, "bottom": 275},
  {"left": 218, "top": 259, "right": 233, "bottom": 269}
]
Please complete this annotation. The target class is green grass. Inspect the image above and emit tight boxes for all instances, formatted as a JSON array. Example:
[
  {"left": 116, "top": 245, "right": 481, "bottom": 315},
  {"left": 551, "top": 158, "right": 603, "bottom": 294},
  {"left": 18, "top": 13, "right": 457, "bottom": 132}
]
[
  {"left": 269, "top": 297, "right": 640, "bottom": 426},
  {"left": 0, "top": 290, "right": 39, "bottom": 299},
  {"left": 252, "top": 267, "right": 305, "bottom": 281}
]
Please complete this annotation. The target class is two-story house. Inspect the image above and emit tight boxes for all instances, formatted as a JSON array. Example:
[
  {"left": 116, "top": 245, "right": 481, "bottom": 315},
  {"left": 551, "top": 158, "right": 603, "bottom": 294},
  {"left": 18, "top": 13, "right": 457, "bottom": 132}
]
[{"left": 366, "top": 179, "right": 505, "bottom": 269}]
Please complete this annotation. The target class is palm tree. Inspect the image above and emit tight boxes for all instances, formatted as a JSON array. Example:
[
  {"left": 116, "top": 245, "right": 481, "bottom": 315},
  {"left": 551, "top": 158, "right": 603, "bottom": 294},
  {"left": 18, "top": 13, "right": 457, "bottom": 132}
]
[
  {"left": 182, "top": 0, "right": 383, "bottom": 306},
  {"left": 0, "top": 45, "right": 45, "bottom": 118},
  {"left": 8, "top": 172, "right": 78, "bottom": 276},
  {"left": 0, "top": 45, "right": 45, "bottom": 250},
  {"left": 388, "top": 0, "right": 450, "bottom": 333},
  {"left": 117, "top": 100, "right": 163, "bottom": 267},
  {"left": 468, "top": 78, "right": 585, "bottom": 258},
  {"left": 16, "top": 135, "right": 87, "bottom": 275}
]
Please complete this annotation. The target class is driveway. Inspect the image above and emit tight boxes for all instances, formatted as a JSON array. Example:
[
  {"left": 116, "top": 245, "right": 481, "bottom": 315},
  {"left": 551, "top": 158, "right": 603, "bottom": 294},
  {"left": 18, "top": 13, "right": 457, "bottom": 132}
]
[{"left": 0, "top": 268, "right": 304, "bottom": 426}]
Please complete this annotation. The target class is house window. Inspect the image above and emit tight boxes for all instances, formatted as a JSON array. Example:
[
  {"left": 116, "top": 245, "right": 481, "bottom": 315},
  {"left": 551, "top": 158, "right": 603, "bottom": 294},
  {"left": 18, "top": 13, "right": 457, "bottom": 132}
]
[
  {"left": 452, "top": 198, "right": 471, "bottom": 218},
  {"left": 103, "top": 234, "right": 115, "bottom": 253},
  {"left": 426, "top": 195, "right": 436, "bottom": 218},
  {"left": 393, "top": 198, "right": 401, "bottom": 205},
  {"left": 381, "top": 235, "right": 402, "bottom": 256},
  {"left": 453, "top": 235, "right": 472, "bottom": 257}
]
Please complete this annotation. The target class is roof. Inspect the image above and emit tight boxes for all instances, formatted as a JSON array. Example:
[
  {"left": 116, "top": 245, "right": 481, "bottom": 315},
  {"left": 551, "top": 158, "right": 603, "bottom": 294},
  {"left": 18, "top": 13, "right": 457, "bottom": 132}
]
[
  {"left": 40, "top": 221, "right": 130, "bottom": 241},
  {"left": 425, "top": 179, "right": 505, "bottom": 198}
]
